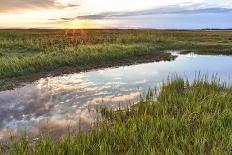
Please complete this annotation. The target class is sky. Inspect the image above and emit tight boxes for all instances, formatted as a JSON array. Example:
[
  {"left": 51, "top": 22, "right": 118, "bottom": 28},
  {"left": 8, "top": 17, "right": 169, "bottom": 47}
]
[{"left": 0, "top": 0, "right": 232, "bottom": 29}]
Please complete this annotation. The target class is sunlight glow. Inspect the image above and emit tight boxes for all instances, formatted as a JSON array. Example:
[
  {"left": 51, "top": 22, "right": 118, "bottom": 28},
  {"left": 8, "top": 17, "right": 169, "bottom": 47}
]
[
  {"left": 60, "top": 19, "right": 119, "bottom": 29},
  {"left": 0, "top": 0, "right": 231, "bottom": 29}
]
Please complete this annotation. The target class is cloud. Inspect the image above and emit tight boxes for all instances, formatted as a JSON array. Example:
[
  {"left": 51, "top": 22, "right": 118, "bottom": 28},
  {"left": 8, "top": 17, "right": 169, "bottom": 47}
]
[
  {"left": 56, "top": 4, "right": 232, "bottom": 21},
  {"left": 88, "top": 92, "right": 140, "bottom": 104},
  {"left": 0, "top": 0, "right": 79, "bottom": 13}
]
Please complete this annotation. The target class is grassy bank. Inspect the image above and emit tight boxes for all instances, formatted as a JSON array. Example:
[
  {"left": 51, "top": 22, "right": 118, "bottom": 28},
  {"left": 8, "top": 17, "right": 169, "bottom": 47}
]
[
  {"left": 3, "top": 78, "right": 232, "bottom": 154},
  {"left": 0, "top": 29, "right": 232, "bottom": 90},
  {"left": 0, "top": 43, "right": 174, "bottom": 91}
]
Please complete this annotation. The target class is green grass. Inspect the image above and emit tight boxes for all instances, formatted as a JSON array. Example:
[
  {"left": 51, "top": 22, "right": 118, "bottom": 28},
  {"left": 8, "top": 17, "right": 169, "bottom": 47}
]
[
  {"left": 0, "top": 29, "right": 232, "bottom": 90},
  {"left": 0, "top": 43, "right": 161, "bottom": 78},
  {"left": 3, "top": 77, "right": 232, "bottom": 154}
]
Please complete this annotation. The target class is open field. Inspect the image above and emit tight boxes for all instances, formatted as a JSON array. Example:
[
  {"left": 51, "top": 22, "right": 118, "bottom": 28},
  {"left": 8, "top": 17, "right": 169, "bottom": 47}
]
[
  {"left": 1, "top": 29, "right": 232, "bottom": 90},
  {"left": 2, "top": 77, "right": 232, "bottom": 154}
]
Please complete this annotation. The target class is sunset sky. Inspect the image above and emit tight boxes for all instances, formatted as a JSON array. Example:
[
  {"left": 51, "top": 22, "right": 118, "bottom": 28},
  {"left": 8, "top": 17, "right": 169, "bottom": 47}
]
[{"left": 0, "top": 0, "right": 232, "bottom": 29}]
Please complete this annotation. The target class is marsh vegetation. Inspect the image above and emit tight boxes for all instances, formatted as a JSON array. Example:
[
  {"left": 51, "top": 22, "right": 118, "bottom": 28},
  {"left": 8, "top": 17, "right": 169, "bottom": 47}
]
[
  {"left": 0, "top": 30, "right": 232, "bottom": 154},
  {"left": 2, "top": 77, "right": 232, "bottom": 154},
  {"left": 0, "top": 29, "right": 232, "bottom": 90}
]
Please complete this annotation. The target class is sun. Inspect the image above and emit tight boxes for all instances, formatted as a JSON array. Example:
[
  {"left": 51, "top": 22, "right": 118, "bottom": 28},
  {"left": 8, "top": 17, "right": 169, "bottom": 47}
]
[
  {"left": 59, "top": 18, "right": 117, "bottom": 29},
  {"left": 61, "top": 20, "right": 91, "bottom": 29}
]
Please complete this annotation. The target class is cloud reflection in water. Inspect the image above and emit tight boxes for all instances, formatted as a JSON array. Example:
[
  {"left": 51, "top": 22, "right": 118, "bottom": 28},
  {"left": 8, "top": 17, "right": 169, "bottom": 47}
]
[{"left": 0, "top": 53, "right": 232, "bottom": 140}]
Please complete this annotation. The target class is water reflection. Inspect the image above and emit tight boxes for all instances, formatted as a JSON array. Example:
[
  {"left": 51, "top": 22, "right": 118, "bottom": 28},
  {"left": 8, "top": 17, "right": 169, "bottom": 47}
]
[{"left": 0, "top": 53, "right": 232, "bottom": 140}]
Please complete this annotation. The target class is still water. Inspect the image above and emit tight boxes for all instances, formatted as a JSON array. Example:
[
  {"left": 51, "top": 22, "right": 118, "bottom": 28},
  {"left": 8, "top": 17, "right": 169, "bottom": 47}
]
[{"left": 0, "top": 52, "right": 232, "bottom": 140}]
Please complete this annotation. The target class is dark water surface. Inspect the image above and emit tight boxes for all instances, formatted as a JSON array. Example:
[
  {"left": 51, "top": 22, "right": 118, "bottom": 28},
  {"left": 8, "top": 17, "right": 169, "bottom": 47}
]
[{"left": 0, "top": 52, "right": 232, "bottom": 140}]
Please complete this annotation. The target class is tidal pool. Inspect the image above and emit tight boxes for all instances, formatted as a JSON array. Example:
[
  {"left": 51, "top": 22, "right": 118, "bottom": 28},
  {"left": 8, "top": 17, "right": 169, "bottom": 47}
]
[{"left": 0, "top": 52, "right": 232, "bottom": 140}]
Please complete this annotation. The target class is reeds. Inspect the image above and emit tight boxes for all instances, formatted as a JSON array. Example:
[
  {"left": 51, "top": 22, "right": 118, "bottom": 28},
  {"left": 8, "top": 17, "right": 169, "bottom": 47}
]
[
  {"left": 3, "top": 77, "right": 232, "bottom": 154},
  {"left": 0, "top": 43, "right": 163, "bottom": 78}
]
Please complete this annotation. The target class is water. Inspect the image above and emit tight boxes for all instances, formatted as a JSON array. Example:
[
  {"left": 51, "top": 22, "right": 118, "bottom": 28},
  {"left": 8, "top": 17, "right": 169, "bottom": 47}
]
[{"left": 0, "top": 52, "right": 232, "bottom": 140}]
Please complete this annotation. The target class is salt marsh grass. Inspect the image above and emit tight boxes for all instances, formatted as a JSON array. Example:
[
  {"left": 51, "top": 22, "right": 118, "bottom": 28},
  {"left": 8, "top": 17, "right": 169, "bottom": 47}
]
[
  {"left": 3, "top": 77, "right": 232, "bottom": 154},
  {"left": 1, "top": 29, "right": 232, "bottom": 90}
]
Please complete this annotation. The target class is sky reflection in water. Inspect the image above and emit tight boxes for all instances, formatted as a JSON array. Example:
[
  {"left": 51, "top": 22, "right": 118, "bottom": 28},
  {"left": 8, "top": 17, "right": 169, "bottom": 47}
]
[{"left": 0, "top": 53, "right": 232, "bottom": 140}]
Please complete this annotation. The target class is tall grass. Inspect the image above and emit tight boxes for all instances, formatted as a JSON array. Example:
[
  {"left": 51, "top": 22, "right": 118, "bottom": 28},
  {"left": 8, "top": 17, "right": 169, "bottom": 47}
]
[
  {"left": 3, "top": 77, "right": 232, "bottom": 154},
  {"left": 0, "top": 43, "right": 169, "bottom": 79}
]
